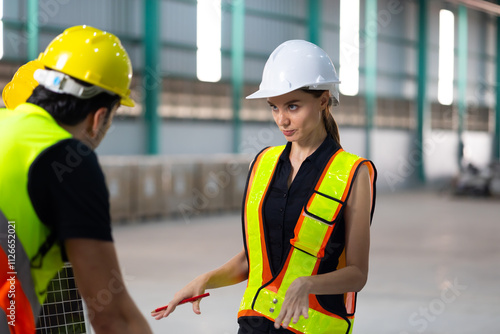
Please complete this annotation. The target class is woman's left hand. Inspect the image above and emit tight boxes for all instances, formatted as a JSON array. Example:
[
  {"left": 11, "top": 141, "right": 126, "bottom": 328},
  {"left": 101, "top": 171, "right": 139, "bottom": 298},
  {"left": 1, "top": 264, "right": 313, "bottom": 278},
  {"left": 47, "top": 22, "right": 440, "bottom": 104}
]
[{"left": 274, "top": 276, "right": 312, "bottom": 329}]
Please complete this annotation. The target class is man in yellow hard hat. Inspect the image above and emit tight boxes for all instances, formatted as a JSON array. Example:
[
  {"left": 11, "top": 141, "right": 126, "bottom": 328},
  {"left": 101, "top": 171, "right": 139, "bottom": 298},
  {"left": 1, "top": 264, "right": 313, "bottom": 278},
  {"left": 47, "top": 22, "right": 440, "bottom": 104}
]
[{"left": 0, "top": 25, "right": 152, "bottom": 334}]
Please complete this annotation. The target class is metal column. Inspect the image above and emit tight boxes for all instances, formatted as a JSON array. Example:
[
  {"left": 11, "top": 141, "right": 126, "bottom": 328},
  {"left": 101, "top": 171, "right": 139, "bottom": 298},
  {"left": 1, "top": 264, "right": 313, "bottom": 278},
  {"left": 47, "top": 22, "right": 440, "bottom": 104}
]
[
  {"left": 364, "top": 0, "right": 377, "bottom": 160},
  {"left": 416, "top": 0, "right": 428, "bottom": 183},
  {"left": 231, "top": 0, "right": 245, "bottom": 153},
  {"left": 308, "top": 0, "right": 321, "bottom": 45},
  {"left": 457, "top": 5, "right": 468, "bottom": 168},
  {"left": 27, "top": 0, "right": 39, "bottom": 61},
  {"left": 144, "top": 0, "right": 161, "bottom": 155}
]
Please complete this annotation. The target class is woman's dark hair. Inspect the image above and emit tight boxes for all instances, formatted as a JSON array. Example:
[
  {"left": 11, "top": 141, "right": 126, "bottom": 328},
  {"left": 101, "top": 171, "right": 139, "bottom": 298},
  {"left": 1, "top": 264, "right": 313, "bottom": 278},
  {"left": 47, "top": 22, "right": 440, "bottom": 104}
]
[
  {"left": 302, "top": 89, "right": 341, "bottom": 147},
  {"left": 27, "top": 81, "right": 120, "bottom": 126}
]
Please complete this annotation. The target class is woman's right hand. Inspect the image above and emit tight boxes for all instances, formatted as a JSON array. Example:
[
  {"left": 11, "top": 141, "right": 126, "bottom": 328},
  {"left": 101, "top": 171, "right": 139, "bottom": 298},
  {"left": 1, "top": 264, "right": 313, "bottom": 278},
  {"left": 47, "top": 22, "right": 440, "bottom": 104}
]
[
  {"left": 151, "top": 248, "right": 248, "bottom": 320},
  {"left": 151, "top": 274, "right": 208, "bottom": 320}
]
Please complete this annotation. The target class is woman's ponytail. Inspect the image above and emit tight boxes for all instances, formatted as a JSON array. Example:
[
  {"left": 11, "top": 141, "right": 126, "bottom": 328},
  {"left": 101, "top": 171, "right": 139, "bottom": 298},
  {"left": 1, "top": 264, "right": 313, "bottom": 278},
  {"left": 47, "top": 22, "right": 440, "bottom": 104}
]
[{"left": 322, "top": 108, "right": 341, "bottom": 147}]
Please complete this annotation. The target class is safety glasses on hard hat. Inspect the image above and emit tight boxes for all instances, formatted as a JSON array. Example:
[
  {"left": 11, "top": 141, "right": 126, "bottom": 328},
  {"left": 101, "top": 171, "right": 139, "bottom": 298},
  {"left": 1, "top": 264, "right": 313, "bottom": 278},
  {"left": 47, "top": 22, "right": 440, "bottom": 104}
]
[{"left": 34, "top": 69, "right": 118, "bottom": 100}]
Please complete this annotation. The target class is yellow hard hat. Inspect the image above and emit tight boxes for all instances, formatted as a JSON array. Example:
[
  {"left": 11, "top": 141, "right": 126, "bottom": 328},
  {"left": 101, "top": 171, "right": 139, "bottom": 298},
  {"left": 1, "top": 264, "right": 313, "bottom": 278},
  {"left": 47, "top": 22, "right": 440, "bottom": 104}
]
[
  {"left": 37, "top": 25, "right": 135, "bottom": 107},
  {"left": 2, "top": 60, "right": 44, "bottom": 109}
]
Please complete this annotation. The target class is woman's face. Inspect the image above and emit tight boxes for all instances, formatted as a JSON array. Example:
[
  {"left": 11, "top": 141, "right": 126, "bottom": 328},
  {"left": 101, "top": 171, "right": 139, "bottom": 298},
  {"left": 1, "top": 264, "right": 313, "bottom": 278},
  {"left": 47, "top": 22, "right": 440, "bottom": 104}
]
[{"left": 267, "top": 89, "right": 329, "bottom": 145}]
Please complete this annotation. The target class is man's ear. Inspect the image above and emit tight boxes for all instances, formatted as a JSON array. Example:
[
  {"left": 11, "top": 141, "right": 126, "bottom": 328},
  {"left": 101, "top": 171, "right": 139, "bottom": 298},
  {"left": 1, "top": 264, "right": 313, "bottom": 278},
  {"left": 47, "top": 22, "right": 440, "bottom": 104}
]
[{"left": 87, "top": 107, "right": 108, "bottom": 139}]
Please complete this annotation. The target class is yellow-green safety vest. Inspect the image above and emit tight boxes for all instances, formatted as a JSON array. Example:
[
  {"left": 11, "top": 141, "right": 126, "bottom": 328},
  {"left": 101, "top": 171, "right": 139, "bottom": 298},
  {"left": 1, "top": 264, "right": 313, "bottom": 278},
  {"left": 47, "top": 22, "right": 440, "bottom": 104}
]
[
  {"left": 238, "top": 145, "right": 376, "bottom": 334},
  {"left": 0, "top": 103, "right": 72, "bottom": 333}
]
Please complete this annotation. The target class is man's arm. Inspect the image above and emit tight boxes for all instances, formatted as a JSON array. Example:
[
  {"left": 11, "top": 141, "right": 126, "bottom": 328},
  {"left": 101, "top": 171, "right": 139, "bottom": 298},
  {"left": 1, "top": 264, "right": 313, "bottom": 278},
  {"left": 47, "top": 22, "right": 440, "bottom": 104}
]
[{"left": 65, "top": 238, "right": 152, "bottom": 334}]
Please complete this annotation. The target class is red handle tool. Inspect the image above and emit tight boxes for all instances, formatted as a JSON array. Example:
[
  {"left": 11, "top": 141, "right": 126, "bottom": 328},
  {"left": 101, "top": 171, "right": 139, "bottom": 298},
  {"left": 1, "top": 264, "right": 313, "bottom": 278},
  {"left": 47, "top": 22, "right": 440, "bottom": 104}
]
[{"left": 152, "top": 293, "right": 210, "bottom": 313}]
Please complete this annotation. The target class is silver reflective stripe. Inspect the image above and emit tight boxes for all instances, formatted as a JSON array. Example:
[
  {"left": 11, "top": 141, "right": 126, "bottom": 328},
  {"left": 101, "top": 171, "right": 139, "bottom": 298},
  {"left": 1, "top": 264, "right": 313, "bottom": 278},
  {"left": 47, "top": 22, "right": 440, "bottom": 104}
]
[
  {"left": 0, "top": 307, "right": 10, "bottom": 334},
  {"left": 0, "top": 210, "right": 41, "bottom": 320}
]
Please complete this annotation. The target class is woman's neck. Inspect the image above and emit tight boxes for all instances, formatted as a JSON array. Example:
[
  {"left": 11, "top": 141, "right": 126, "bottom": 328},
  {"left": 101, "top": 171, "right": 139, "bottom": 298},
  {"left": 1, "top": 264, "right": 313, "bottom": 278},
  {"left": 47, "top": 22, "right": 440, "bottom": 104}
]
[{"left": 289, "top": 128, "right": 327, "bottom": 164}]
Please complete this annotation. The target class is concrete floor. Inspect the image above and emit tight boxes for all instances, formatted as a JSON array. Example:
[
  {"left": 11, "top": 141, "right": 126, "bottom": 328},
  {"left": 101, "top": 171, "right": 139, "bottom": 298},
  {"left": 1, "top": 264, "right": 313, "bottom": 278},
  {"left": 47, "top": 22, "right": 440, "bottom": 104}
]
[{"left": 111, "top": 190, "right": 500, "bottom": 334}]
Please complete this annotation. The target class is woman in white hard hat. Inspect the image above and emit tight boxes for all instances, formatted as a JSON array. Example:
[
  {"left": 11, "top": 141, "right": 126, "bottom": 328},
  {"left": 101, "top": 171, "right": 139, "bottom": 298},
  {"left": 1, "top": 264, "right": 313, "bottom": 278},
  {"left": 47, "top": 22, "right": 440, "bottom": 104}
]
[{"left": 152, "top": 40, "right": 377, "bottom": 334}]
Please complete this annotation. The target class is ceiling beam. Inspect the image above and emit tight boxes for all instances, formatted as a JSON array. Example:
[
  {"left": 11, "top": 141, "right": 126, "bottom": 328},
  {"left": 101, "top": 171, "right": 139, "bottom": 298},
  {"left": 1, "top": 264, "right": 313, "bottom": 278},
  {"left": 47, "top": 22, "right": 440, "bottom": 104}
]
[{"left": 444, "top": 0, "right": 500, "bottom": 16}]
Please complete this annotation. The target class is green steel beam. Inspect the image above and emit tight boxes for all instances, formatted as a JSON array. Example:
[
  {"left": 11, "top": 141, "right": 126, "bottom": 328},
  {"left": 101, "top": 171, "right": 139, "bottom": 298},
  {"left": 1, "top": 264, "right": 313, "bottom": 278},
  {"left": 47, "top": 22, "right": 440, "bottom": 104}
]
[
  {"left": 364, "top": 0, "right": 377, "bottom": 160},
  {"left": 245, "top": 8, "right": 307, "bottom": 24},
  {"left": 231, "top": 0, "right": 245, "bottom": 153},
  {"left": 27, "top": 0, "right": 39, "bottom": 61},
  {"left": 308, "top": 0, "right": 321, "bottom": 45},
  {"left": 458, "top": 5, "right": 468, "bottom": 168},
  {"left": 494, "top": 0, "right": 500, "bottom": 161},
  {"left": 144, "top": 0, "right": 161, "bottom": 155},
  {"left": 416, "top": 0, "right": 428, "bottom": 183}
]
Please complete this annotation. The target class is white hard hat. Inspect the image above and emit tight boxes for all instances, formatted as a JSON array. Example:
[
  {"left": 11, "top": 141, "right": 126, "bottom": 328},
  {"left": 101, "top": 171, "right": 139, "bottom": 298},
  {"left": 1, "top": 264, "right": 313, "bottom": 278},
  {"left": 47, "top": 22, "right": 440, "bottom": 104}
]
[{"left": 246, "top": 40, "right": 340, "bottom": 104}]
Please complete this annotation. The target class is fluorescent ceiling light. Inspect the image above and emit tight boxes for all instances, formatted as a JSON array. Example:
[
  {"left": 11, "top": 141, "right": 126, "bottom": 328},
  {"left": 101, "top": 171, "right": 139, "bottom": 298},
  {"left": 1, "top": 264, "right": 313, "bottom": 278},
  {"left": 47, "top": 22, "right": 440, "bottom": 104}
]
[
  {"left": 339, "top": 0, "right": 360, "bottom": 96},
  {"left": 196, "top": 0, "right": 221, "bottom": 82},
  {"left": 438, "top": 9, "right": 455, "bottom": 105}
]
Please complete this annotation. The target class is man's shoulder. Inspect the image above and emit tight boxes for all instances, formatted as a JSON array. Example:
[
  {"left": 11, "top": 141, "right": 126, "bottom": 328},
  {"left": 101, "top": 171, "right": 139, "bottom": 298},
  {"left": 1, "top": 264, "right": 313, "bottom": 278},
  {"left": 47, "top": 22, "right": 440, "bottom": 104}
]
[{"left": 30, "top": 139, "right": 101, "bottom": 184}]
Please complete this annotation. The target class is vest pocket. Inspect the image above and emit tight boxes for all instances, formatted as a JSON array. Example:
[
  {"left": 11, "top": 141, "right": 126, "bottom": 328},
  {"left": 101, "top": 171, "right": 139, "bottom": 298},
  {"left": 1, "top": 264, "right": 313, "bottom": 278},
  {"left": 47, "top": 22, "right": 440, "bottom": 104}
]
[
  {"left": 304, "top": 190, "right": 344, "bottom": 225},
  {"left": 290, "top": 191, "right": 344, "bottom": 259}
]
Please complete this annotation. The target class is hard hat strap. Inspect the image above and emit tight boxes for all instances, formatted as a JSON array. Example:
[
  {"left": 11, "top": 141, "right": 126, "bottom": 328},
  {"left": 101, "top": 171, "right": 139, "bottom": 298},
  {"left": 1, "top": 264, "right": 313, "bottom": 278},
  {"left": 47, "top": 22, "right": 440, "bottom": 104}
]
[{"left": 34, "top": 69, "right": 115, "bottom": 99}]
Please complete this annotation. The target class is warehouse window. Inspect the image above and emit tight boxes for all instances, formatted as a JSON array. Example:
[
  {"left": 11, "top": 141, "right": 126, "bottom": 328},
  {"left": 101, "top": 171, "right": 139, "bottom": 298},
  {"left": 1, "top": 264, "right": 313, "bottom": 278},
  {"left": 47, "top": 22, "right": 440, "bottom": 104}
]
[
  {"left": 375, "top": 98, "right": 414, "bottom": 129},
  {"left": 196, "top": 0, "right": 221, "bottom": 82},
  {"left": 431, "top": 102, "right": 455, "bottom": 130},
  {"left": 339, "top": 0, "right": 360, "bottom": 96},
  {"left": 438, "top": 9, "right": 455, "bottom": 105},
  {"left": 466, "top": 105, "right": 490, "bottom": 132}
]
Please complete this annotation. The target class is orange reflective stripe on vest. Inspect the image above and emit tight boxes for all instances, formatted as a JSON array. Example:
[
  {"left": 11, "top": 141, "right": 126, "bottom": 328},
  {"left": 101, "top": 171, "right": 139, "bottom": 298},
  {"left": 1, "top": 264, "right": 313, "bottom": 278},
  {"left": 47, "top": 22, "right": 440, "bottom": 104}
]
[
  {"left": 239, "top": 146, "right": 375, "bottom": 334},
  {"left": 0, "top": 210, "right": 40, "bottom": 333}
]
